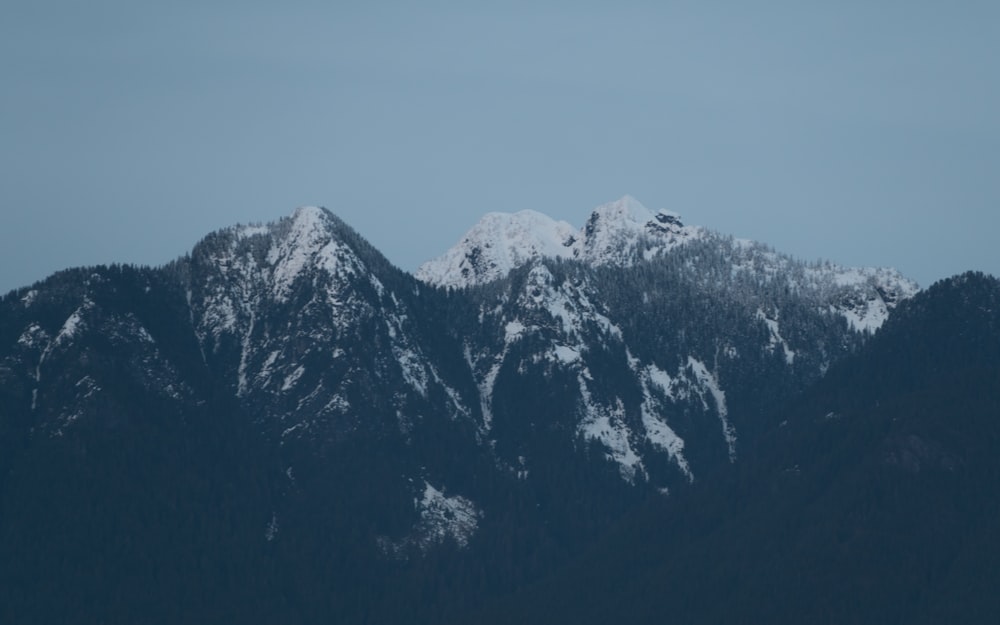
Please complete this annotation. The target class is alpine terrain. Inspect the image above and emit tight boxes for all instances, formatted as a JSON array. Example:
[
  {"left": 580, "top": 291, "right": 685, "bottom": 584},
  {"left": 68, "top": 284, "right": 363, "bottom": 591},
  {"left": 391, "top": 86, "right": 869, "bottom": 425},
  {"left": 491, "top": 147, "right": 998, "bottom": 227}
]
[{"left": 7, "top": 197, "right": 992, "bottom": 625}]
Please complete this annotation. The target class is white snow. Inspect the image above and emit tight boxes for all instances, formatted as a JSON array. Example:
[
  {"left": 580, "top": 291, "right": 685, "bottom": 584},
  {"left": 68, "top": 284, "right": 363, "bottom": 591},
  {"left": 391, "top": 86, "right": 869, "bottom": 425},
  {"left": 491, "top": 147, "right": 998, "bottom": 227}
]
[
  {"left": 687, "top": 357, "right": 737, "bottom": 461},
  {"left": 418, "top": 196, "right": 703, "bottom": 288},
  {"left": 757, "top": 309, "right": 796, "bottom": 364},
  {"left": 281, "top": 365, "right": 306, "bottom": 391},
  {"left": 281, "top": 422, "right": 309, "bottom": 439},
  {"left": 55, "top": 305, "right": 86, "bottom": 344},
  {"left": 472, "top": 351, "right": 502, "bottom": 434},
  {"left": 28, "top": 301, "right": 93, "bottom": 412},
  {"left": 576, "top": 374, "right": 643, "bottom": 480},
  {"left": 632, "top": 362, "right": 692, "bottom": 480},
  {"left": 551, "top": 344, "right": 581, "bottom": 364},
  {"left": 395, "top": 347, "right": 429, "bottom": 397},
  {"left": 416, "top": 209, "right": 577, "bottom": 287},
  {"left": 642, "top": 409, "right": 692, "bottom": 480},
  {"left": 237, "top": 224, "right": 269, "bottom": 239},
  {"left": 17, "top": 324, "right": 46, "bottom": 348},
  {"left": 236, "top": 312, "right": 257, "bottom": 396},
  {"left": 576, "top": 195, "right": 665, "bottom": 266},
  {"left": 257, "top": 350, "right": 282, "bottom": 388},
  {"left": 504, "top": 320, "right": 526, "bottom": 342},
  {"left": 265, "top": 206, "right": 360, "bottom": 303},
  {"left": 321, "top": 394, "right": 350, "bottom": 414},
  {"left": 419, "top": 196, "right": 918, "bottom": 343},
  {"left": 414, "top": 482, "right": 481, "bottom": 549},
  {"left": 425, "top": 362, "right": 472, "bottom": 421},
  {"left": 645, "top": 363, "right": 677, "bottom": 401},
  {"left": 804, "top": 264, "right": 919, "bottom": 332},
  {"left": 265, "top": 512, "right": 279, "bottom": 541},
  {"left": 521, "top": 265, "right": 622, "bottom": 341}
]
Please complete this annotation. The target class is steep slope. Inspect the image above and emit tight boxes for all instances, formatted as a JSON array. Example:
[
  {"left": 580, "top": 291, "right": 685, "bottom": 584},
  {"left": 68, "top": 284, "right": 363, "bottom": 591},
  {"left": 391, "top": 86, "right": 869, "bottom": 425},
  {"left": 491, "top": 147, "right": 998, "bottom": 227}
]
[
  {"left": 474, "top": 271, "right": 1000, "bottom": 625},
  {"left": 0, "top": 265, "right": 288, "bottom": 623},
  {"left": 418, "top": 195, "right": 918, "bottom": 333},
  {"left": 442, "top": 196, "right": 917, "bottom": 492},
  {"left": 0, "top": 211, "right": 497, "bottom": 624},
  {"left": 181, "top": 206, "right": 484, "bottom": 451},
  {"left": 175, "top": 207, "right": 512, "bottom": 570},
  {"left": 0, "top": 201, "right": 924, "bottom": 624}
]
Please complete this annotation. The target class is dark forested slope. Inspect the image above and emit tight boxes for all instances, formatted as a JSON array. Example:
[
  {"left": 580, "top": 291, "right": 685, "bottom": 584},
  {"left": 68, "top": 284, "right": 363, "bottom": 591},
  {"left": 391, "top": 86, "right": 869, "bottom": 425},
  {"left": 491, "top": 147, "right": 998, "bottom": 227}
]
[{"left": 474, "top": 272, "right": 1000, "bottom": 625}]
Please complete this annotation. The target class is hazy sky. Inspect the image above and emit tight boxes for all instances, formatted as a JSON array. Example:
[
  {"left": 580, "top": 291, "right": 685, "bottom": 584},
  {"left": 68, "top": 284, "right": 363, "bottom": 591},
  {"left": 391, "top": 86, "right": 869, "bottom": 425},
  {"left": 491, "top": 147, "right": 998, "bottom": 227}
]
[{"left": 3, "top": 2, "right": 998, "bottom": 293}]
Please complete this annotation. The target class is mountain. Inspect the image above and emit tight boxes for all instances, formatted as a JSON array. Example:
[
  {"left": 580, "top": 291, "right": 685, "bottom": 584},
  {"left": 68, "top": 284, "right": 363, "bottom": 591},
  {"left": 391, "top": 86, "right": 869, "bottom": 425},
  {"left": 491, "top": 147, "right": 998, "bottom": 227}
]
[
  {"left": 0, "top": 199, "right": 923, "bottom": 623},
  {"left": 473, "top": 271, "right": 1000, "bottom": 625},
  {"left": 416, "top": 196, "right": 705, "bottom": 287},
  {"left": 419, "top": 195, "right": 917, "bottom": 332}
]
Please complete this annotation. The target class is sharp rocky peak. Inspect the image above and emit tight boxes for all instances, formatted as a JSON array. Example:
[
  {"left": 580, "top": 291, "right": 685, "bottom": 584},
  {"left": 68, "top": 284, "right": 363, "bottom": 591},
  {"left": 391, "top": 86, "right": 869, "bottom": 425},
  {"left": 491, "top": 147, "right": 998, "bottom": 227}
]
[{"left": 189, "top": 205, "right": 380, "bottom": 303}]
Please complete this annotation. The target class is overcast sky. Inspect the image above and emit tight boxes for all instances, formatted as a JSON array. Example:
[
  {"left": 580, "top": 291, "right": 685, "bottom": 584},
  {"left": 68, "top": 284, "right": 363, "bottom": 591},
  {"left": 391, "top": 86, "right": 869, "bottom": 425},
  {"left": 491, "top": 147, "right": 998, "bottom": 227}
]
[{"left": 2, "top": 1, "right": 998, "bottom": 293}]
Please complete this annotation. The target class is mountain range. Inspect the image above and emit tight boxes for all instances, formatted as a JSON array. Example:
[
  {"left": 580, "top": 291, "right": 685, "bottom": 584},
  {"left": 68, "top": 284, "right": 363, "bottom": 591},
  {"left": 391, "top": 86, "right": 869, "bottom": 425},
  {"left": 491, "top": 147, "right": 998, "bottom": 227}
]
[{"left": 2, "top": 197, "right": 994, "bottom": 625}]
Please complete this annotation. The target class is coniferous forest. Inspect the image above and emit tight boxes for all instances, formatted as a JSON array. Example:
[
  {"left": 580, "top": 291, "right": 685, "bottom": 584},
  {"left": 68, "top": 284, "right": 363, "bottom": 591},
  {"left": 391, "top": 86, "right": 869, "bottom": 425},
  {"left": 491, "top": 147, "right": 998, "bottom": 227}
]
[{"left": 1, "top": 204, "right": 997, "bottom": 624}]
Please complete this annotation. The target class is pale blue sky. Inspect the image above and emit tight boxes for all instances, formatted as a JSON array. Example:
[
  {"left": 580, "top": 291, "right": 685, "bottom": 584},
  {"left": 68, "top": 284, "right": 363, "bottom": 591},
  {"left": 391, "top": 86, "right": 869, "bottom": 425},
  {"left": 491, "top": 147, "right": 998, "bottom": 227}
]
[{"left": 3, "top": 1, "right": 998, "bottom": 293}]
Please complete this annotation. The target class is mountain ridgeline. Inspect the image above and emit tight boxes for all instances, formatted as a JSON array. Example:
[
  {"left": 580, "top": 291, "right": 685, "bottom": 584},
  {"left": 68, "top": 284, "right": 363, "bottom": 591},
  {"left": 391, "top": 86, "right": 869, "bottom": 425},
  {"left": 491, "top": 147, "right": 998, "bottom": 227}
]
[{"left": 3, "top": 198, "right": 984, "bottom": 625}]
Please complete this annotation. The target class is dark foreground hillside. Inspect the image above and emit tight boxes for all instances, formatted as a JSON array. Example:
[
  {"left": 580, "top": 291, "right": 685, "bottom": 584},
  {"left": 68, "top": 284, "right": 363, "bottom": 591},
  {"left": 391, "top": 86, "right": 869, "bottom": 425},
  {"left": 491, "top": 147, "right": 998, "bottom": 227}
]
[{"left": 472, "top": 272, "right": 1000, "bottom": 625}]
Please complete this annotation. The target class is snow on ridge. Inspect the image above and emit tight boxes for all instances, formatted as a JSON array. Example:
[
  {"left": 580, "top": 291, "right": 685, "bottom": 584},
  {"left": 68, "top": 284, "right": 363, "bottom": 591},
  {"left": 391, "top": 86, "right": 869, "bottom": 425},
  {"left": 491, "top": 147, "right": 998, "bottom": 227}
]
[
  {"left": 52, "top": 299, "right": 94, "bottom": 347},
  {"left": 266, "top": 206, "right": 359, "bottom": 302},
  {"left": 416, "top": 196, "right": 918, "bottom": 334},
  {"left": 416, "top": 209, "right": 576, "bottom": 287},
  {"left": 417, "top": 196, "right": 702, "bottom": 288},
  {"left": 806, "top": 264, "right": 919, "bottom": 333}
]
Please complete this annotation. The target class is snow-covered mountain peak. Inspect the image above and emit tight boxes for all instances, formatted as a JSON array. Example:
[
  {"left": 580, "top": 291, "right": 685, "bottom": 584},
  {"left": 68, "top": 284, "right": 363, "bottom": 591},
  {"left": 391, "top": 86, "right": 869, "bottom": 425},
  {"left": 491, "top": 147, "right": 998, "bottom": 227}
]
[
  {"left": 590, "top": 195, "right": 660, "bottom": 228},
  {"left": 575, "top": 196, "right": 704, "bottom": 267},
  {"left": 415, "top": 209, "right": 577, "bottom": 288},
  {"left": 418, "top": 196, "right": 705, "bottom": 288},
  {"left": 291, "top": 205, "right": 327, "bottom": 221},
  {"left": 262, "top": 206, "right": 361, "bottom": 303}
]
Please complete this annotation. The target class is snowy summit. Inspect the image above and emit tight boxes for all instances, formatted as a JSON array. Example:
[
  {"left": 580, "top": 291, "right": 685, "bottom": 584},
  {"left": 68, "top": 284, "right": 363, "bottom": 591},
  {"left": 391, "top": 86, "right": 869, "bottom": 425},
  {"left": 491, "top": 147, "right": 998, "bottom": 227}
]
[
  {"left": 417, "top": 195, "right": 918, "bottom": 333},
  {"left": 416, "top": 195, "right": 703, "bottom": 288}
]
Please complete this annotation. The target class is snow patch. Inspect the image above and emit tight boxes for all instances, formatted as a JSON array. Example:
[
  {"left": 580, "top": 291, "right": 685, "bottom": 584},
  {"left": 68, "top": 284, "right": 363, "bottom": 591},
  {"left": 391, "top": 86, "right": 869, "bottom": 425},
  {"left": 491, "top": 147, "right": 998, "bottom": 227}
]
[
  {"left": 687, "top": 357, "right": 737, "bottom": 461},
  {"left": 642, "top": 408, "right": 691, "bottom": 479},
  {"left": 395, "top": 347, "right": 429, "bottom": 397},
  {"left": 17, "top": 324, "right": 47, "bottom": 348},
  {"left": 551, "top": 344, "right": 581, "bottom": 364},
  {"left": 281, "top": 365, "right": 306, "bottom": 391},
  {"left": 576, "top": 374, "right": 643, "bottom": 480},
  {"left": 504, "top": 320, "right": 526, "bottom": 342},
  {"left": 645, "top": 364, "right": 677, "bottom": 401},
  {"left": 757, "top": 309, "right": 795, "bottom": 364},
  {"left": 265, "top": 512, "right": 279, "bottom": 542},
  {"left": 635, "top": 363, "right": 692, "bottom": 481},
  {"left": 257, "top": 350, "right": 281, "bottom": 388},
  {"left": 414, "top": 482, "right": 481, "bottom": 549}
]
